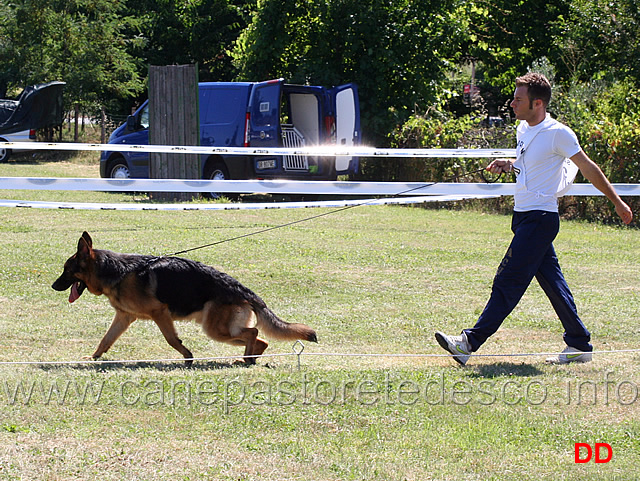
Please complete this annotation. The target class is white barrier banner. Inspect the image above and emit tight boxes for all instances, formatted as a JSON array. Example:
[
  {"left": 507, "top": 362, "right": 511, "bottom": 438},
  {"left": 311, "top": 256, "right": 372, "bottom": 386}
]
[
  {"left": 3, "top": 141, "right": 516, "bottom": 158},
  {"left": 0, "top": 194, "right": 502, "bottom": 211},
  {"left": 0, "top": 177, "right": 513, "bottom": 194},
  {"left": 1, "top": 177, "right": 639, "bottom": 196}
]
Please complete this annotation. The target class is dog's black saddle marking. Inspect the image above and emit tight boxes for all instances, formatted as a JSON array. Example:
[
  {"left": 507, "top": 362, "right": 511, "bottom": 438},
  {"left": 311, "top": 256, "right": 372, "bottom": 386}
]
[{"left": 95, "top": 251, "right": 264, "bottom": 318}]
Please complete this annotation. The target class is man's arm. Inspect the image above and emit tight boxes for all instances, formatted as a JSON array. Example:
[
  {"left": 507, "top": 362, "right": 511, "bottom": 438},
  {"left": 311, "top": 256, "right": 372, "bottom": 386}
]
[{"left": 570, "top": 150, "right": 633, "bottom": 224}]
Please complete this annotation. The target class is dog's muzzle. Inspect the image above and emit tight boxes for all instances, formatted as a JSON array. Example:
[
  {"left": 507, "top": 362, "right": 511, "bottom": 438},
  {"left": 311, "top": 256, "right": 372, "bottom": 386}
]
[{"left": 52, "top": 277, "right": 87, "bottom": 303}]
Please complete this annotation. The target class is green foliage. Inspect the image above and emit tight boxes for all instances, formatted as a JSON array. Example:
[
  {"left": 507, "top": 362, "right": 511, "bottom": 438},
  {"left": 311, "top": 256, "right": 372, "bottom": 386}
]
[
  {"left": 537, "top": 66, "right": 640, "bottom": 186},
  {"left": 465, "top": 0, "right": 571, "bottom": 94},
  {"left": 1, "top": 0, "right": 640, "bottom": 180},
  {"left": 549, "top": 78, "right": 640, "bottom": 221},
  {"left": 386, "top": 76, "right": 640, "bottom": 223},
  {"left": 0, "top": 0, "right": 246, "bottom": 116},
  {"left": 552, "top": 0, "right": 640, "bottom": 82},
  {"left": 0, "top": 0, "right": 144, "bottom": 113},
  {"left": 582, "top": 96, "right": 640, "bottom": 222},
  {"left": 381, "top": 112, "right": 474, "bottom": 182},
  {"left": 123, "top": 0, "right": 246, "bottom": 83},
  {"left": 232, "top": 0, "right": 470, "bottom": 145},
  {"left": 362, "top": 111, "right": 514, "bottom": 183}
]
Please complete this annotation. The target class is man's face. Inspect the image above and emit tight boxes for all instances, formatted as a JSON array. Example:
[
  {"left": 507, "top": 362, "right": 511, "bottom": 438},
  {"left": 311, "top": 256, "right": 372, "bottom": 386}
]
[{"left": 510, "top": 85, "right": 533, "bottom": 121}]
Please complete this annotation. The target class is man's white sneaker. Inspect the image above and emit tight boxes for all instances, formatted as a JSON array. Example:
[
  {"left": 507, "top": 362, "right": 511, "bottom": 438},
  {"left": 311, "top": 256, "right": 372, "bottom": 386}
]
[
  {"left": 546, "top": 346, "right": 593, "bottom": 364},
  {"left": 435, "top": 331, "right": 471, "bottom": 366}
]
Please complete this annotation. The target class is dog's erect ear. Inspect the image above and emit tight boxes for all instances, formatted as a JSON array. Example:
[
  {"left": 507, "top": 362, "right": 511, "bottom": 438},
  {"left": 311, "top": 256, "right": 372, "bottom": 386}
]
[
  {"left": 81, "top": 231, "right": 93, "bottom": 248},
  {"left": 77, "top": 231, "right": 93, "bottom": 256}
]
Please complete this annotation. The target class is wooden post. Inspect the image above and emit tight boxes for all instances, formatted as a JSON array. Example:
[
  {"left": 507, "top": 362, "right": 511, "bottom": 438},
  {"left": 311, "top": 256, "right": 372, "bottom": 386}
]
[
  {"left": 100, "top": 106, "right": 106, "bottom": 144},
  {"left": 148, "top": 64, "right": 200, "bottom": 200},
  {"left": 74, "top": 104, "right": 79, "bottom": 142}
]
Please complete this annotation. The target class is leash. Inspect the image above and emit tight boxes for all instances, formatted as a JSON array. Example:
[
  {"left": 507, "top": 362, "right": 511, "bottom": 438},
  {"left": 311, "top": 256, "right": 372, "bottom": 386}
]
[{"left": 168, "top": 167, "right": 506, "bottom": 257}]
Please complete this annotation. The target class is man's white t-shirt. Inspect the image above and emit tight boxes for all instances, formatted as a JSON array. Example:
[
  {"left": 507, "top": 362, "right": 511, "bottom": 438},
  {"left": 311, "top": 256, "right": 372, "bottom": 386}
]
[{"left": 513, "top": 113, "right": 581, "bottom": 213}]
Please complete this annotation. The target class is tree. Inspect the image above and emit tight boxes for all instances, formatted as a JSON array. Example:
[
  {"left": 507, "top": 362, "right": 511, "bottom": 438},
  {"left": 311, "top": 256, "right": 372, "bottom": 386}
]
[
  {"left": 552, "top": 0, "right": 640, "bottom": 83},
  {"left": 462, "top": 0, "right": 571, "bottom": 94},
  {"left": 232, "top": 0, "right": 470, "bottom": 145},
  {"left": 122, "top": 0, "right": 247, "bottom": 83},
  {"left": 0, "top": 0, "right": 143, "bottom": 114}
]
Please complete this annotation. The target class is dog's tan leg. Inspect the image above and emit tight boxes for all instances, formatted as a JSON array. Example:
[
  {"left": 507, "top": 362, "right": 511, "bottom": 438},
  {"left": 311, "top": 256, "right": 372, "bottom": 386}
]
[
  {"left": 236, "top": 327, "right": 268, "bottom": 365},
  {"left": 153, "top": 314, "right": 194, "bottom": 366},
  {"left": 91, "top": 311, "right": 136, "bottom": 360},
  {"left": 250, "top": 337, "right": 269, "bottom": 361},
  {"left": 200, "top": 303, "right": 267, "bottom": 365}
]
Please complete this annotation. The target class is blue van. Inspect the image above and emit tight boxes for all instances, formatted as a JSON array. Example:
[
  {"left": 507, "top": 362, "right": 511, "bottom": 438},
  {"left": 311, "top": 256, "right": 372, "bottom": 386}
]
[{"left": 100, "top": 79, "right": 360, "bottom": 183}]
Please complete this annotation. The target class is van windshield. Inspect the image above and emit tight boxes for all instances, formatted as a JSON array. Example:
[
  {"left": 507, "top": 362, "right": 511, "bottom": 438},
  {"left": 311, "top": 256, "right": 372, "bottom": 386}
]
[{"left": 140, "top": 104, "right": 149, "bottom": 129}]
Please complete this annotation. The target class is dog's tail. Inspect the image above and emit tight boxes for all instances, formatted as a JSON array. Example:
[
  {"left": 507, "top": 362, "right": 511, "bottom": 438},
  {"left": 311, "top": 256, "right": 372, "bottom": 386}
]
[{"left": 251, "top": 300, "right": 317, "bottom": 343}]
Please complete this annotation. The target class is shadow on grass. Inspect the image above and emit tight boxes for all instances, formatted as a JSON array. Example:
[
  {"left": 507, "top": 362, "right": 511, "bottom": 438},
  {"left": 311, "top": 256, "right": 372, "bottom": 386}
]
[
  {"left": 468, "top": 362, "right": 544, "bottom": 378},
  {"left": 34, "top": 358, "right": 278, "bottom": 372}
]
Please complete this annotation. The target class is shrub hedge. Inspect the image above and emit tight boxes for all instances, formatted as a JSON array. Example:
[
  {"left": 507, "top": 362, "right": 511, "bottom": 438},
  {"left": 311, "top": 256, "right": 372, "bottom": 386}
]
[{"left": 368, "top": 79, "right": 639, "bottom": 224}]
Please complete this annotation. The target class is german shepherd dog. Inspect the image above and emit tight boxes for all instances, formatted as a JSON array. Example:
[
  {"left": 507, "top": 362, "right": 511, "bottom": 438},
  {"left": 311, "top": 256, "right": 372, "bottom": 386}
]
[{"left": 52, "top": 232, "right": 317, "bottom": 365}]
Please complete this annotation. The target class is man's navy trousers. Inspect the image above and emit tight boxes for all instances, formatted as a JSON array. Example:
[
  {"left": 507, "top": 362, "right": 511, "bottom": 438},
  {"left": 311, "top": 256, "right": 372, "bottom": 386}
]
[{"left": 464, "top": 210, "right": 593, "bottom": 352}]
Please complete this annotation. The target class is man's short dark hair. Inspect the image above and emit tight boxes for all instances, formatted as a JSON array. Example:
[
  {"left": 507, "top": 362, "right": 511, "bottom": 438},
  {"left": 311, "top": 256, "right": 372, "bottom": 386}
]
[{"left": 515, "top": 73, "right": 552, "bottom": 107}]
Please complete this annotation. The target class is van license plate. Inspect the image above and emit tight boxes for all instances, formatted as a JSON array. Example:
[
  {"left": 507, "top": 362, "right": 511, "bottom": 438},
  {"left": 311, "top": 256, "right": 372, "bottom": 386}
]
[{"left": 257, "top": 159, "right": 276, "bottom": 170}]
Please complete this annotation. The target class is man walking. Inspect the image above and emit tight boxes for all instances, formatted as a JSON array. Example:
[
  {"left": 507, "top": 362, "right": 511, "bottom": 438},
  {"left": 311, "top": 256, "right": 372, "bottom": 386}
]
[{"left": 435, "top": 72, "right": 633, "bottom": 366}]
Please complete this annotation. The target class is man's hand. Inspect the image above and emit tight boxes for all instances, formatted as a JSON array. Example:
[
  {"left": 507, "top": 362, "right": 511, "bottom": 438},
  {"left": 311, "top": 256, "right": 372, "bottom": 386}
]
[
  {"left": 615, "top": 201, "right": 633, "bottom": 225},
  {"left": 486, "top": 158, "right": 514, "bottom": 174}
]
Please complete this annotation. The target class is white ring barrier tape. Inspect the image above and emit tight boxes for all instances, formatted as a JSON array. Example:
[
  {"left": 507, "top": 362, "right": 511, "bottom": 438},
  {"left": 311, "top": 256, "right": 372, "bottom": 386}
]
[
  {"left": 0, "top": 194, "right": 501, "bottom": 211},
  {"left": 3, "top": 141, "right": 516, "bottom": 158},
  {"left": 0, "top": 177, "right": 517, "bottom": 194},
  {"left": 2, "top": 141, "right": 638, "bottom": 210},
  {"left": 1, "top": 178, "right": 638, "bottom": 211},
  {"left": 1, "top": 177, "right": 639, "bottom": 195},
  {"left": 0, "top": 177, "right": 640, "bottom": 196}
]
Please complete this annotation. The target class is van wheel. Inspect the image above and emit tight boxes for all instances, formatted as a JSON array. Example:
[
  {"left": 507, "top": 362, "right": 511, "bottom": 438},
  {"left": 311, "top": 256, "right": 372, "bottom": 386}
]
[
  {"left": 203, "top": 161, "right": 236, "bottom": 199},
  {"left": 108, "top": 159, "right": 131, "bottom": 179},
  {"left": 0, "top": 143, "right": 10, "bottom": 163}
]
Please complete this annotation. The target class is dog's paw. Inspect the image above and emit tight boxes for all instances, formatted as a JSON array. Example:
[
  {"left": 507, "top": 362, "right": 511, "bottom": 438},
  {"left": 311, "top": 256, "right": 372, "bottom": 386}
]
[{"left": 232, "top": 359, "right": 254, "bottom": 367}]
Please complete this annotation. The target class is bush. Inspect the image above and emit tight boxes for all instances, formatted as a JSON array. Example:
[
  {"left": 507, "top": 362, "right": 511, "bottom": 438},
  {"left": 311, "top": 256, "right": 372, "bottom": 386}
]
[
  {"left": 359, "top": 111, "right": 514, "bottom": 183},
  {"left": 372, "top": 79, "right": 639, "bottom": 224},
  {"left": 554, "top": 79, "right": 640, "bottom": 223}
]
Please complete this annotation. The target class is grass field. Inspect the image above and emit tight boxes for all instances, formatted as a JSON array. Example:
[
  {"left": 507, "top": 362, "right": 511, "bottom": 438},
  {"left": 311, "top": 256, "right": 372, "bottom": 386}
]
[{"left": 0, "top": 155, "right": 639, "bottom": 480}]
